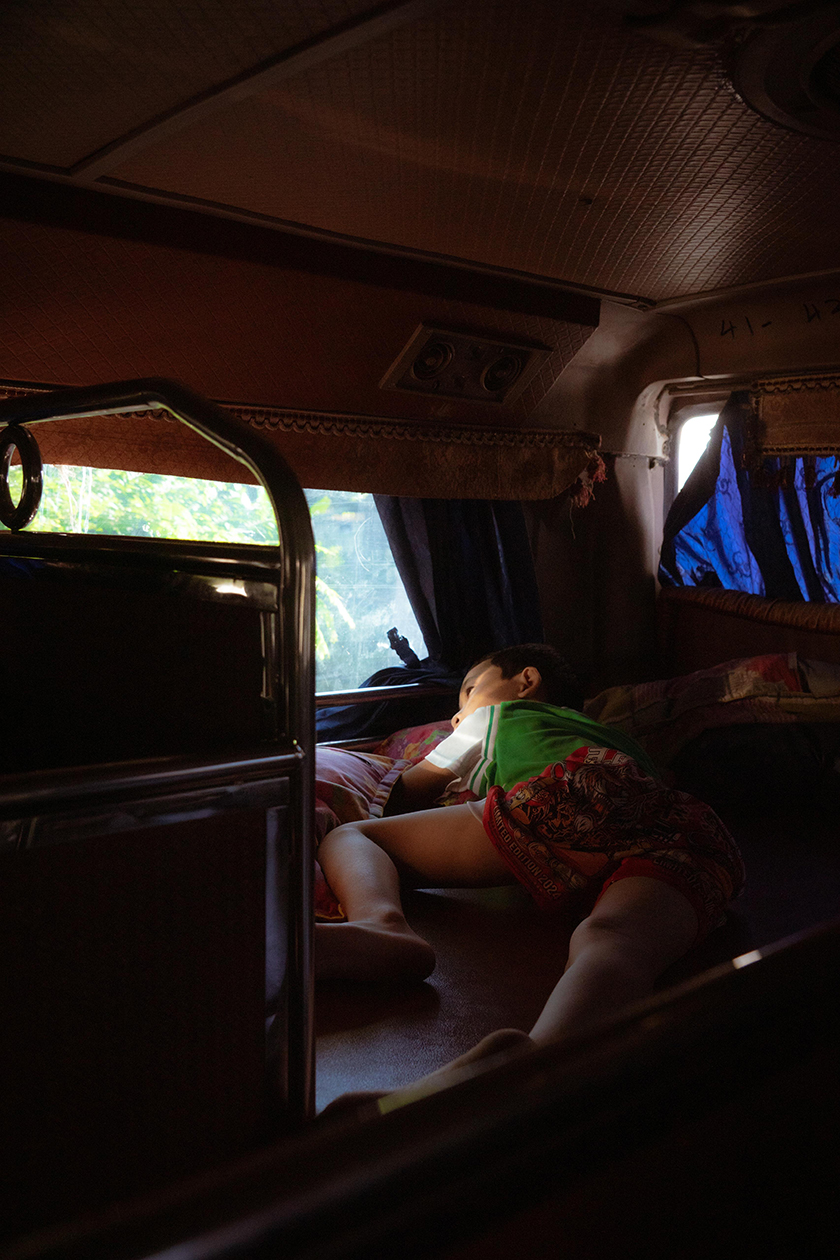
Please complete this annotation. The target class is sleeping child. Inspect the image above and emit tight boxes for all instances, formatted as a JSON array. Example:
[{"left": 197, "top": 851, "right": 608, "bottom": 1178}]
[{"left": 315, "top": 643, "right": 745, "bottom": 1083}]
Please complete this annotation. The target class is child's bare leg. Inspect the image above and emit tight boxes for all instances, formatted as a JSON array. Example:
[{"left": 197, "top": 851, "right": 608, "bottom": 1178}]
[
  {"left": 328, "top": 875, "right": 700, "bottom": 1109},
  {"left": 315, "top": 822, "right": 436, "bottom": 981},
  {"left": 316, "top": 805, "right": 515, "bottom": 983},
  {"left": 529, "top": 875, "right": 698, "bottom": 1044}
]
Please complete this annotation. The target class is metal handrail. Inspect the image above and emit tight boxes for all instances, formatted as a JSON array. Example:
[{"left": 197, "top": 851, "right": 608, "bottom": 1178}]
[
  {"left": 0, "top": 378, "right": 316, "bottom": 1120},
  {"left": 0, "top": 743, "right": 303, "bottom": 820},
  {"left": 0, "top": 377, "right": 315, "bottom": 755},
  {"left": 315, "top": 682, "right": 456, "bottom": 707}
]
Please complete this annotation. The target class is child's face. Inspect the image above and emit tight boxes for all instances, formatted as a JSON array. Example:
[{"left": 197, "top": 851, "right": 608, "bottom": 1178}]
[{"left": 453, "top": 662, "right": 527, "bottom": 728}]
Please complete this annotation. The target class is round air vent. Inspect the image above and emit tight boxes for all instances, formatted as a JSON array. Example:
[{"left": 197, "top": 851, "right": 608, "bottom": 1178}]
[
  {"left": 811, "top": 36, "right": 840, "bottom": 111},
  {"left": 481, "top": 352, "right": 525, "bottom": 394},
  {"left": 731, "top": 7, "right": 840, "bottom": 143},
  {"left": 411, "top": 340, "right": 454, "bottom": 381}
]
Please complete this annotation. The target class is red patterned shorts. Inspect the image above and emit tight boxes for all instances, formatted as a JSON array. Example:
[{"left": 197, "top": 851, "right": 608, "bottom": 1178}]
[{"left": 482, "top": 747, "right": 745, "bottom": 940}]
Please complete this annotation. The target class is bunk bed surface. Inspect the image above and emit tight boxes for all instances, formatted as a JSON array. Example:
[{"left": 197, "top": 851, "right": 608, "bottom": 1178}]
[{"left": 314, "top": 628, "right": 840, "bottom": 1110}]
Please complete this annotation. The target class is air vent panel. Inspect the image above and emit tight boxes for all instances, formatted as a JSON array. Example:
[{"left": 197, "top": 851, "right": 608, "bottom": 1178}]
[{"left": 380, "top": 325, "right": 551, "bottom": 405}]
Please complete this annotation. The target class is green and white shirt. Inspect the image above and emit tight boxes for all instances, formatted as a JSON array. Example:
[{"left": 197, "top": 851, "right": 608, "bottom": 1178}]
[{"left": 424, "top": 700, "right": 658, "bottom": 796}]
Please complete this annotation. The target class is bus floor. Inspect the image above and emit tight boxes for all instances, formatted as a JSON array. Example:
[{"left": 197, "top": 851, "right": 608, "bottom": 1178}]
[{"left": 314, "top": 803, "right": 840, "bottom": 1113}]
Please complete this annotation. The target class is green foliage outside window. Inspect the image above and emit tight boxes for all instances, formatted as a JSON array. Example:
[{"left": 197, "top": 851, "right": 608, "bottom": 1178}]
[{"left": 3, "top": 465, "right": 423, "bottom": 690}]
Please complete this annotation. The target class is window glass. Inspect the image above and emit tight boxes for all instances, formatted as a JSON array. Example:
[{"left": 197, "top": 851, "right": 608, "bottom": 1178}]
[
  {"left": 676, "top": 412, "right": 719, "bottom": 491},
  {"left": 303, "top": 488, "right": 424, "bottom": 692},
  {"left": 6, "top": 465, "right": 279, "bottom": 544},
  {"left": 2, "top": 465, "right": 424, "bottom": 691}
]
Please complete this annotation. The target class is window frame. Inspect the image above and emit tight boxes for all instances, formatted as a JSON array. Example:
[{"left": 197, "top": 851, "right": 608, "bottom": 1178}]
[{"left": 664, "top": 393, "right": 728, "bottom": 511}]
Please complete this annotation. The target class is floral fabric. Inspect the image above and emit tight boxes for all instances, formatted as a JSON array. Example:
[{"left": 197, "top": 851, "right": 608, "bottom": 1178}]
[
  {"left": 483, "top": 747, "right": 745, "bottom": 940},
  {"left": 659, "top": 391, "right": 840, "bottom": 601},
  {"left": 584, "top": 652, "right": 840, "bottom": 767}
]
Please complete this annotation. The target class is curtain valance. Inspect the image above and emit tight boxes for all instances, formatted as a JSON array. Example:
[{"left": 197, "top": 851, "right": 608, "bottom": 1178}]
[
  {"left": 750, "top": 374, "right": 840, "bottom": 462},
  {"left": 0, "top": 386, "right": 601, "bottom": 502}
]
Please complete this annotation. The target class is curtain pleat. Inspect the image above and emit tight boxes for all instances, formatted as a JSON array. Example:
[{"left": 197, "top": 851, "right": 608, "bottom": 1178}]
[
  {"left": 659, "top": 391, "right": 840, "bottom": 601},
  {"left": 375, "top": 497, "right": 544, "bottom": 673}
]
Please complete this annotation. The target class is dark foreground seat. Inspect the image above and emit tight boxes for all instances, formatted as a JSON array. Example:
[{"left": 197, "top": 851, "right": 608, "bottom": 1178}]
[{"left": 0, "top": 380, "right": 315, "bottom": 1240}]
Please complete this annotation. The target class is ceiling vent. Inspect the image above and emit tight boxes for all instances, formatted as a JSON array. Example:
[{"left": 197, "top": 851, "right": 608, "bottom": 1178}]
[
  {"left": 380, "top": 325, "right": 551, "bottom": 405},
  {"left": 625, "top": 2, "right": 840, "bottom": 142},
  {"left": 729, "top": 6, "right": 840, "bottom": 142}
]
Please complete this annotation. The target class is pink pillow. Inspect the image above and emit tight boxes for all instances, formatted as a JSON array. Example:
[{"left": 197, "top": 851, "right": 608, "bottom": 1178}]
[
  {"left": 314, "top": 747, "right": 406, "bottom": 921},
  {"left": 314, "top": 747, "right": 406, "bottom": 834},
  {"left": 372, "top": 722, "right": 453, "bottom": 763},
  {"left": 373, "top": 723, "right": 478, "bottom": 808}
]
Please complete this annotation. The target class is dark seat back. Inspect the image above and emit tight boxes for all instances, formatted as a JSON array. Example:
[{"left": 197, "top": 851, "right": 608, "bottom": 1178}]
[
  {"left": 0, "top": 380, "right": 315, "bottom": 1245},
  {"left": 1, "top": 561, "right": 267, "bottom": 773}
]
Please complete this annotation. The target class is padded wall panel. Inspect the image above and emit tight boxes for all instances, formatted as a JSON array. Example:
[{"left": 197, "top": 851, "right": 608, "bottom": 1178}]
[
  {"left": 657, "top": 587, "right": 840, "bottom": 676},
  {"left": 0, "top": 188, "right": 595, "bottom": 423}
]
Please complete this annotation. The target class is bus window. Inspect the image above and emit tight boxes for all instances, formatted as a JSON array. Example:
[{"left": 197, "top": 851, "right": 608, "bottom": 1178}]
[
  {"left": 676, "top": 412, "right": 720, "bottom": 491},
  {"left": 2, "top": 466, "right": 424, "bottom": 691}
]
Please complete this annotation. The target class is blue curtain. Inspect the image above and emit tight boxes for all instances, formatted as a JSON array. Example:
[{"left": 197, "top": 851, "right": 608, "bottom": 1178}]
[
  {"left": 659, "top": 391, "right": 840, "bottom": 601},
  {"left": 316, "top": 497, "right": 544, "bottom": 740}
]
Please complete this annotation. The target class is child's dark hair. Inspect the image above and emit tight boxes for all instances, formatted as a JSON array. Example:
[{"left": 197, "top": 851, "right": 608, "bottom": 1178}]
[{"left": 480, "top": 644, "right": 584, "bottom": 710}]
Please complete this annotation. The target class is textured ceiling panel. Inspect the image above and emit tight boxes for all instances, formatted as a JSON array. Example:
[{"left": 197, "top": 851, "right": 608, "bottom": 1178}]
[
  {"left": 0, "top": 207, "right": 593, "bottom": 421},
  {"left": 101, "top": 0, "right": 840, "bottom": 302},
  {"left": 3, "top": 1, "right": 840, "bottom": 308},
  {"left": 0, "top": 0, "right": 376, "bottom": 168}
]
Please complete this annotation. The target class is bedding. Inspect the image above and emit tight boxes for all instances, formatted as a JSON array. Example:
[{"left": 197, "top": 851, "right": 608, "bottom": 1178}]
[
  {"left": 584, "top": 653, "right": 840, "bottom": 768},
  {"left": 314, "top": 748, "right": 408, "bottom": 921},
  {"left": 314, "top": 726, "right": 457, "bottom": 921}
]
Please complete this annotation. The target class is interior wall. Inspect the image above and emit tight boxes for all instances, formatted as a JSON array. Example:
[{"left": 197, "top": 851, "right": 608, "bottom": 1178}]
[
  {"left": 6, "top": 173, "right": 839, "bottom": 691},
  {"left": 545, "top": 271, "right": 840, "bottom": 458},
  {"left": 528, "top": 301, "right": 688, "bottom": 689},
  {"left": 531, "top": 273, "right": 840, "bottom": 689},
  {"left": 532, "top": 303, "right": 695, "bottom": 448},
  {"left": 661, "top": 274, "right": 840, "bottom": 383},
  {"left": 526, "top": 454, "right": 664, "bottom": 696},
  {"left": 0, "top": 174, "right": 597, "bottom": 426}
]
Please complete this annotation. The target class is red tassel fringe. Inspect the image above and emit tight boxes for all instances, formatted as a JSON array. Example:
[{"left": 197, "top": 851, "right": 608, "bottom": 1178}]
[{"left": 570, "top": 454, "right": 607, "bottom": 509}]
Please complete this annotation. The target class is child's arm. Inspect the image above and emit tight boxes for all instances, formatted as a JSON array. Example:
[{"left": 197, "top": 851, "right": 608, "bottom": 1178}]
[
  {"left": 384, "top": 759, "right": 453, "bottom": 815},
  {"left": 384, "top": 709, "right": 488, "bottom": 815}
]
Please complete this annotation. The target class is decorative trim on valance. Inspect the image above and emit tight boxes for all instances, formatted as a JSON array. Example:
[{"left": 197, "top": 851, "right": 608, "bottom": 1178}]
[
  {"left": 659, "top": 585, "right": 840, "bottom": 635},
  {"left": 226, "top": 404, "right": 602, "bottom": 501},
  {"left": 225, "top": 404, "right": 586, "bottom": 449},
  {"left": 0, "top": 384, "right": 601, "bottom": 501},
  {"left": 750, "top": 373, "right": 840, "bottom": 459}
]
